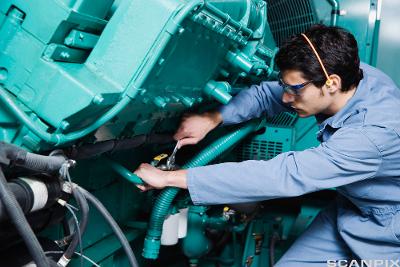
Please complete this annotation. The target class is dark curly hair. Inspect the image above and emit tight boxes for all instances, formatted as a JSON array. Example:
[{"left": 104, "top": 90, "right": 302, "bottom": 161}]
[{"left": 275, "top": 24, "right": 363, "bottom": 92}]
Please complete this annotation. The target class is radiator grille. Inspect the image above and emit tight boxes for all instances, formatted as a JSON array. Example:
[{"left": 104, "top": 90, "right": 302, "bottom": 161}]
[
  {"left": 266, "top": 0, "right": 317, "bottom": 46},
  {"left": 237, "top": 140, "right": 283, "bottom": 161},
  {"left": 237, "top": 112, "right": 297, "bottom": 161}
]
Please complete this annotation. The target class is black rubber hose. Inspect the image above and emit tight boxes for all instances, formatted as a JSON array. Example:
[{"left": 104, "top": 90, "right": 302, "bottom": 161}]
[
  {"left": 17, "top": 152, "right": 66, "bottom": 173},
  {"left": 78, "top": 136, "right": 146, "bottom": 159},
  {"left": 0, "top": 142, "right": 66, "bottom": 173},
  {"left": 68, "top": 134, "right": 174, "bottom": 160},
  {"left": 77, "top": 186, "right": 139, "bottom": 267},
  {"left": 63, "top": 187, "right": 89, "bottom": 261},
  {"left": 0, "top": 167, "right": 50, "bottom": 267},
  {"left": 0, "top": 181, "right": 33, "bottom": 222},
  {"left": 62, "top": 217, "right": 71, "bottom": 237},
  {"left": 0, "top": 141, "right": 27, "bottom": 165}
]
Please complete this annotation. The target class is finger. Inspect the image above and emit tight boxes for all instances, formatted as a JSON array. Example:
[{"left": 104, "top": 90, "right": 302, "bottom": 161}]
[
  {"left": 174, "top": 129, "right": 190, "bottom": 140},
  {"left": 136, "top": 184, "right": 146, "bottom": 191},
  {"left": 134, "top": 164, "right": 143, "bottom": 173},
  {"left": 144, "top": 163, "right": 158, "bottom": 171},
  {"left": 135, "top": 163, "right": 150, "bottom": 173},
  {"left": 173, "top": 131, "right": 181, "bottom": 141},
  {"left": 137, "top": 184, "right": 155, "bottom": 191},
  {"left": 140, "top": 162, "right": 151, "bottom": 168},
  {"left": 179, "top": 137, "right": 199, "bottom": 147}
]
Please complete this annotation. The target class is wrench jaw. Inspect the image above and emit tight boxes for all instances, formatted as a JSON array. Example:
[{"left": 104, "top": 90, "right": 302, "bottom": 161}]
[{"left": 166, "top": 140, "right": 180, "bottom": 170}]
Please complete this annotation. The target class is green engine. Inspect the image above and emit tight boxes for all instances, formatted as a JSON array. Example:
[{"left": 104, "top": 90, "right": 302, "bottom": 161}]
[{"left": 0, "top": 0, "right": 398, "bottom": 266}]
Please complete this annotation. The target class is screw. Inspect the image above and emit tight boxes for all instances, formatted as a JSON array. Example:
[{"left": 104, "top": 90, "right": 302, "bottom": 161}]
[
  {"left": 59, "top": 121, "right": 70, "bottom": 131},
  {"left": 92, "top": 94, "right": 104, "bottom": 105},
  {"left": 0, "top": 68, "right": 8, "bottom": 81},
  {"left": 60, "top": 52, "right": 70, "bottom": 59}
]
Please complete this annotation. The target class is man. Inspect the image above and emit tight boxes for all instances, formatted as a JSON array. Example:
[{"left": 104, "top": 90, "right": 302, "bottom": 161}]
[{"left": 135, "top": 25, "right": 400, "bottom": 264}]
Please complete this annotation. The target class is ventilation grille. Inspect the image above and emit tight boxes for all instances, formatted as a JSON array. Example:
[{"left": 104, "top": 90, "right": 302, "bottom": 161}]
[
  {"left": 266, "top": 0, "right": 317, "bottom": 46},
  {"left": 237, "top": 112, "right": 296, "bottom": 161},
  {"left": 237, "top": 140, "right": 283, "bottom": 161},
  {"left": 266, "top": 112, "right": 298, "bottom": 127}
]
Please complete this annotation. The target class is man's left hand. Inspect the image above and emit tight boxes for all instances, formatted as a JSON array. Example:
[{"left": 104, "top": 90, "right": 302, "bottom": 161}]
[{"left": 134, "top": 163, "right": 189, "bottom": 191}]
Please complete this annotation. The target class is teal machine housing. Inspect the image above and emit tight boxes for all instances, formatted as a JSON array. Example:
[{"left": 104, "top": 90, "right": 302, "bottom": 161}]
[{"left": 0, "top": 0, "right": 398, "bottom": 266}]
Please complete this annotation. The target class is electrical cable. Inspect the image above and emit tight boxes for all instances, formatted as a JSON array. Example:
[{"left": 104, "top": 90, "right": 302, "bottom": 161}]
[
  {"left": 0, "top": 167, "right": 50, "bottom": 267},
  {"left": 77, "top": 186, "right": 139, "bottom": 267},
  {"left": 45, "top": 251, "right": 100, "bottom": 267},
  {"left": 57, "top": 151, "right": 138, "bottom": 266},
  {"left": 65, "top": 189, "right": 89, "bottom": 265},
  {"left": 58, "top": 164, "right": 89, "bottom": 267},
  {"left": 63, "top": 204, "right": 83, "bottom": 267}
]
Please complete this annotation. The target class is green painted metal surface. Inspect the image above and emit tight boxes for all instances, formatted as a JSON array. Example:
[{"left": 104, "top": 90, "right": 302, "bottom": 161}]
[
  {"left": 0, "top": 0, "right": 398, "bottom": 266},
  {"left": 0, "top": 0, "right": 273, "bottom": 151}
]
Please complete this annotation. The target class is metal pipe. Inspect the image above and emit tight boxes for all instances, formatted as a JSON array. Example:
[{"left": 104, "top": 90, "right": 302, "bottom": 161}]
[
  {"left": 182, "top": 206, "right": 212, "bottom": 259},
  {"left": 105, "top": 158, "right": 144, "bottom": 185},
  {"left": 203, "top": 80, "right": 232, "bottom": 104},
  {"left": 204, "top": 2, "right": 253, "bottom": 37},
  {"left": 327, "top": 0, "right": 340, "bottom": 26},
  {"left": 0, "top": 87, "right": 131, "bottom": 145}
]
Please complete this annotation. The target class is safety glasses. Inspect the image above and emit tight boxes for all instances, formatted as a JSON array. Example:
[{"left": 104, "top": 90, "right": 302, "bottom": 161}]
[{"left": 278, "top": 77, "right": 313, "bottom": 95}]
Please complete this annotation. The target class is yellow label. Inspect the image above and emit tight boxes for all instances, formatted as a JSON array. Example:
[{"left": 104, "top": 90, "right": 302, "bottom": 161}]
[{"left": 153, "top": 153, "right": 168, "bottom": 161}]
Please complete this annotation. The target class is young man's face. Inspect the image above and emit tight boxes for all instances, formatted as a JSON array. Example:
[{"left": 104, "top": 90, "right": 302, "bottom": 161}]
[{"left": 280, "top": 70, "right": 332, "bottom": 117}]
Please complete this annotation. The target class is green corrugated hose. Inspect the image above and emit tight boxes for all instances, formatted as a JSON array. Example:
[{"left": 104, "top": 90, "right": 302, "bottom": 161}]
[{"left": 142, "top": 119, "right": 264, "bottom": 259}]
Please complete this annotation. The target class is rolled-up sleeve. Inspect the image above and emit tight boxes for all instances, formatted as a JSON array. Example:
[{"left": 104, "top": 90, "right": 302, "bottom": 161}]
[
  {"left": 218, "top": 81, "right": 291, "bottom": 125},
  {"left": 187, "top": 127, "right": 382, "bottom": 205}
]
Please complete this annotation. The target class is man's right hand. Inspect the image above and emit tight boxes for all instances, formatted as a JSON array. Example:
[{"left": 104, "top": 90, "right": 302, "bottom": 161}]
[{"left": 174, "top": 111, "right": 223, "bottom": 147}]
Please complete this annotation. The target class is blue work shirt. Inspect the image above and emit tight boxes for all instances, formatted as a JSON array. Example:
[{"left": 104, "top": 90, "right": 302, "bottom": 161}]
[{"left": 187, "top": 63, "right": 400, "bottom": 259}]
